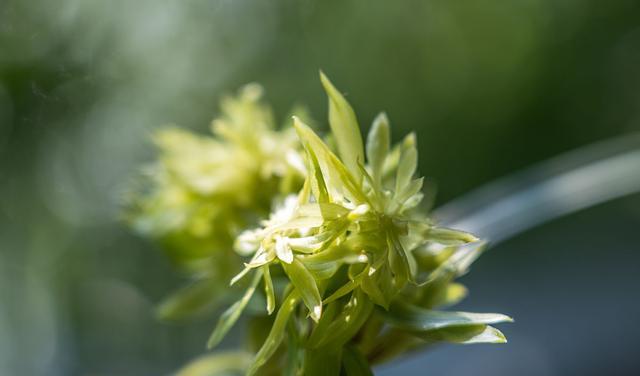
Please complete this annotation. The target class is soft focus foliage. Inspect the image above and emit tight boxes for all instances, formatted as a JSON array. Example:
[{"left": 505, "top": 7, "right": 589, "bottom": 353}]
[
  {"left": 133, "top": 74, "right": 511, "bottom": 375},
  {"left": 125, "top": 84, "right": 305, "bottom": 320}
]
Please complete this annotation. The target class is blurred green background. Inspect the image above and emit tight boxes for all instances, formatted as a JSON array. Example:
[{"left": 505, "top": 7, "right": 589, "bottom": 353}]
[{"left": 1, "top": 0, "right": 639, "bottom": 375}]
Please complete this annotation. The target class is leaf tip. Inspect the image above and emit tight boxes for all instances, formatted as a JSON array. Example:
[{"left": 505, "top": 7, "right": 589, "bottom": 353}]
[
  {"left": 319, "top": 70, "right": 331, "bottom": 89},
  {"left": 373, "top": 111, "right": 389, "bottom": 126},
  {"left": 319, "top": 70, "right": 344, "bottom": 105},
  {"left": 206, "top": 331, "right": 220, "bottom": 350}
]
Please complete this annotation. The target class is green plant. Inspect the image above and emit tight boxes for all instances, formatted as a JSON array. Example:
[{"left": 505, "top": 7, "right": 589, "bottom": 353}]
[
  {"left": 126, "top": 73, "right": 511, "bottom": 375},
  {"left": 124, "top": 84, "right": 305, "bottom": 320}
]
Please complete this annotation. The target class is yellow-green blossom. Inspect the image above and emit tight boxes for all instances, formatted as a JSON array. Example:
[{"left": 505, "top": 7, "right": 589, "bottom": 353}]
[
  {"left": 202, "top": 73, "right": 511, "bottom": 375},
  {"left": 126, "top": 73, "right": 510, "bottom": 375},
  {"left": 124, "top": 84, "right": 306, "bottom": 319}
]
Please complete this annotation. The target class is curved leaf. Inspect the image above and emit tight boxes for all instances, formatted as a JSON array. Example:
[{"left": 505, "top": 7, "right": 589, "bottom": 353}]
[
  {"left": 413, "top": 324, "right": 507, "bottom": 344},
  {"left": 247, "top": 290, "right": 301, "bottom": 376},
  {"left": 293, "top": 117, "right": 368, "bottom": 204},
  {"left": 319, "top": 71, "right": 364, "bottom": 179},
  {"left": 282, "top": 257, "right": 323, "bottom": 321},
  {"left": 262, "top": 265, "right": 275, "bottom": 315},
  {"left": 383, "top": 301, "right": 513, "bottom": 332},
  {"left": 366, "top": 113, "right": 390, "bottom": 188},
  {"left": 207, "top": 270, "right": 263, "bottom": 349},
  {"left": 394, "top": 133, "right": 417, "bottom": 195},
  {"left": 313, "top": 289, "right": 374, "bottom": 348}
]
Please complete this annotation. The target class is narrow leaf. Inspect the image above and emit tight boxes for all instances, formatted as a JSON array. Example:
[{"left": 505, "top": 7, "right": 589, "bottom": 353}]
[
  {"left": 247, "top": 290, "right": 301, "bottom": 376},
  {"left": 361, "top": 272, "right": 389, "bottom": 309},
  {"left": 294, "top": 117, "right": 368, "bottom": 204},
  {"left": 207, "top": 270, "right": 263, "bottom": 349},
  {"left": 386, "top": 227, "right": 410, "bottom": 289},
  {"left": 383, "top": 301, "right": 513, "bottom": 332},
  {"left": 323, "top": 267, "right": 367, "bottom": 304},
  {"left": 297, "top": 203, "right": 350, "bottom": 220},
  {"left": 263, "top": 265, "right": 276, "bottom": 314},
  {"left": 428, "top": 227, "right": 479, "bottom": 245},
  {"left": 304, "top": 143, "right": 330, "bottom": 203},
  {"left": 394, "top": 133, "right": 417, "bottom": 195},
  {"left": 366, "top": 113, "right": 390, "bottom": 187},
  {"left": 314, "top": 289, "right": 374, "bottom": 348},
  {"left": 282, "top": 257, "right": 323, "bottom": 321},
  {"left": 413, "top": 324, "right": 507, "bottom": 344},
  {"left": 320, "top": 71, "right": 364, "bottom": 179},
  {"left": 308, "top": 300, "right": 341, "bottom": 347}
]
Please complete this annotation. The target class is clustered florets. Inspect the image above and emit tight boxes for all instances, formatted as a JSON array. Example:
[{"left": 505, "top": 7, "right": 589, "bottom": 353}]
[{"left": 127, "top": 73, "right": 511, "bottom": 376}]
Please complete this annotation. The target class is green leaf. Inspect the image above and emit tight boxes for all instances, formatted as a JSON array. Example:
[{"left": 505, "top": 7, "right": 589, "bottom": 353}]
[
  {"left": 394, "top": 133, "right": 417, "bottom": 195},
  {"left": 445, "top": 240, "right": 487, "bottom": 276},
  {"left": 284, "top": 319, "right": 304, "bottom": 376},
  {"left": 263, "top": 265, "right": 276, "bottom": 315},
  {"left": 428, "top": 227, "right": 479, "bottom": 246},
  {"left": 386, "top": 227, "right": 410, "bottom": 289},
  {"left": 319, "top": 71, "right": 364, "bottom": 179},
  {"left": 304, "top": 142, "right": 330, "bottom": 203},
  {"left": 294, "top": 117, "right": 368, "bottom": 204},
  {"left": 383, "top": 301, "right": 513, "bottom": 332},
  {"left": 342, "top": 345, "right": 374, "bottom": 376},
  {"left": 207, "top": 270, "right": 263, "bottom": 349},
  {"left": 176, "top": 351, "right": 252, "bottom": 376},
  {"left": 299, "top": 241, "right": 359, "bottom": 281},
  {"left": 313, "top": 289, "right": 374, "bottom": 348},
  {"left": 247, "top": 290, "right": 301, "bottom": 376},
  {"left": 412, "top": 324, "right": 507, "bottom": 344},
  {"left": 284, "top": 320, "right": 305, "bottom": 376},
  {"left": 297, "top": 203, "right": 350, "bottom": 220},
  {"left": 322, "top": 267, "right": 367, "bottom": 304},
  {"left": 415, "top": 239, "right": 488, "bottom": 283},
  {"left": 282, "top": 258, "right": 323, "bottom": 321},
  {"left": 395, "top": 177, "right": 424, "bottom": 207},
  {"left": 298, "top": 176, "right": 312, "bottom": 205},
  {"left": 382, "top": 142, "right": 402, "bottom": 181},
  {"left": 366, "top": 113, "right": 390, "bottom": 188},
  {"left": 307, "top": 300, "right": 341, "bottom": 347},
  {"left": 361, "top": 272, "right": 389, "bottom": 309}
]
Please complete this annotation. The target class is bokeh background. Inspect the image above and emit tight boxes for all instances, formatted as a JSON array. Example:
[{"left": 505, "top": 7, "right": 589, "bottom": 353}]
[{"left": 1, "top": 0, "right": 639, "bottom": 375}]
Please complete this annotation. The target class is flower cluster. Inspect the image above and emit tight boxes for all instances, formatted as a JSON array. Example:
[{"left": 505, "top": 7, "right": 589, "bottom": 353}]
[
  {"left": 199, "top": 74, "right": 511, "bottom": 375},
  {"left": 126, "top": 73, "right": 511, "bottom": 375},
  {"left": 124, "top": 84, "right": 305, "bottom": 319}
]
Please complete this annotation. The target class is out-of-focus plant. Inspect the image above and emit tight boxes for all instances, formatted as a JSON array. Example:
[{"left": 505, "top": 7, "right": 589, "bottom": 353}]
[
  {"left": 124, "top": 84, "right": 306, "bottom": 320},
  {"left": 126, "top": 74, "right": 511, "bottom": 375}
]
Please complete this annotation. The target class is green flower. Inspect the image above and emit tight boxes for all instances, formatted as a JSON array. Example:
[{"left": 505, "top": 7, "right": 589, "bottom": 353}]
[
  {"left": 204, "top": 73, "right": 512, "bottom": 375},
  {"left": 124, "top": 84, "right": 305, "bottom": 320}
]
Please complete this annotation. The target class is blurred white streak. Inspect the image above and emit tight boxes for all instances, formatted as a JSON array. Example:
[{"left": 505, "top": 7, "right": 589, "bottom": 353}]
[{"left": 435, "top": 133, "right": 640, "bottom": 245}]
